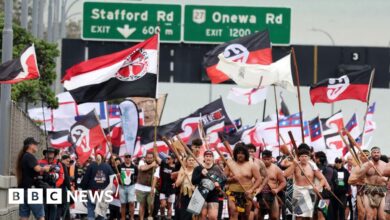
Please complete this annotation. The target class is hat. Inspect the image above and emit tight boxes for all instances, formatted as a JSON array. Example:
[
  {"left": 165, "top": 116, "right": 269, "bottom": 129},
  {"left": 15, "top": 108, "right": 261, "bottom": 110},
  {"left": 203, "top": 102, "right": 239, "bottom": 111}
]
[
  {"left": 43, "top": 147, "right": 59, "bottom": 156},
  {"left": 124, "top": 152, "right": 131, "bottom": 157},
  {"left": 24, "top": 137, "right": 39, "bottom": 147},
  {"left": 61, "top": 154, "right": 70, "bottom": 160},
  {"left": 204, "top": 150, "right": 214, "bottom": 157}
]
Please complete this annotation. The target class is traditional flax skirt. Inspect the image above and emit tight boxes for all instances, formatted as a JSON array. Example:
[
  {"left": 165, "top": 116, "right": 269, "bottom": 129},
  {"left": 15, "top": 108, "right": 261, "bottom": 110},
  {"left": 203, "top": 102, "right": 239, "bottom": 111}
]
[
  {"left": 292, "top": 185, "right": 316, "bottom": 218},
  {"left": 364, "top": 184, "right": 387, "bottom": 208}
]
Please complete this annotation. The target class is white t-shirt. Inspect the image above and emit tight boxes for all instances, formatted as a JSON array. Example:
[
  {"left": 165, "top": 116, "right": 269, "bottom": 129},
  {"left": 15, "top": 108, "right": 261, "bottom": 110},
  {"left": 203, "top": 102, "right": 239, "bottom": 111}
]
[{"left": 134, "top": 160, "right": 160, "bottom": 192}]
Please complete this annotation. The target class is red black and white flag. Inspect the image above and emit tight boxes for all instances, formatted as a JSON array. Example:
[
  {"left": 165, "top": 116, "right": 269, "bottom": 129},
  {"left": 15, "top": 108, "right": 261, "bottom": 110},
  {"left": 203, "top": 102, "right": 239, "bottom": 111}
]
[
  {"left": 310, "top": 67, "right": 374, "bottom": 105},
  {"left": 0, "top": 45, "right": 39, "bottom": 84},
  {"left": 48, "top": 130, "right": 72, "bottom": 149},
  {"left": 203, "top": 30, "right": 272, "bottom": 84},
  {"left": 137, "top": 98, "right": 234, "bottom": 152},
  {"left": 62, "top": 35, "right": 159, "bottom": 104},
  {"left": 69, "top": 110, "right": 107, "bottom": 164}
]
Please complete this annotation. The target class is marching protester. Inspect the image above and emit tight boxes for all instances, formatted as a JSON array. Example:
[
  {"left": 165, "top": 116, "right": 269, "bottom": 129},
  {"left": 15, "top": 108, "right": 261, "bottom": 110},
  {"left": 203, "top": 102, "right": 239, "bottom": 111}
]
[
  {"left": 108, "top": 155, "right": 121, "bottom": 220},
  {"left": 38, "top": 147, "right": 64, "bottom": 220},
  {"left": 224, "top": 143, "right": 262, "bottom": 220},
  {"left": 118, "top": 153, "right": 138, "bottom": 220},
  {"left": 284, "top": 145, "right": 331, "bottom": 220},
  {"left": 258, "top": 150, "right": 286, "bottom": 220},
  {"left": 57, "top": 154, "right": 72, "bottom": 220},
  {"left": 192, "top": 150, "right": 226, "bottom": 220},
  {"left": 355, "top": 147, "right": 387, "bottom": 220},
  {"left": 247, "top": 144, "right": 269, "bottom": 220},
  {"left": 333, "top": 157, "right": 351, "bottom": 220},
  {"left": 80, "top": 152, "right": 115, "bottom": 220},
  {"left": 135, "top": 151, "right": 160, "bottom": 220},
  {"left": 174, "top": 156, "right": 196, "bottom": 220},
  {"left": 314, "top": 151, "right": 337, "bottom": 220},
  {"left": 348, "top": 152, "right": 368, "bottom": 220},
  {"left": 344, "top": 155, "right": 355, "bottom": 220},
  {"left": 155, "top": 152, "right": 178, "bottom": 220},
  {"left": 16, "top": 137, "right": 52, "bottom": 220}
]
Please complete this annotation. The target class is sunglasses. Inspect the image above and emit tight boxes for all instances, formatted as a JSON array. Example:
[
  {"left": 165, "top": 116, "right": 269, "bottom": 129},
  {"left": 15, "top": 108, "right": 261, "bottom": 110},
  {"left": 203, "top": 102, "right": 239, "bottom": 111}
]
[{"left": 125, "top": 156, "right": 131, "bottom": 158}]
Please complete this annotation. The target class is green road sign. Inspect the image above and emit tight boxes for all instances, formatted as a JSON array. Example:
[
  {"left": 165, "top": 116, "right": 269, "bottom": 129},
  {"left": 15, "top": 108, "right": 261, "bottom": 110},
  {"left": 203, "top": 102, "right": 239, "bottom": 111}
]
[
  {"left": 82, "top": 2, "right": 181, "bottom": 42},
  {"left": 184, "top": 5, "right": 291, "bottom": 44}
]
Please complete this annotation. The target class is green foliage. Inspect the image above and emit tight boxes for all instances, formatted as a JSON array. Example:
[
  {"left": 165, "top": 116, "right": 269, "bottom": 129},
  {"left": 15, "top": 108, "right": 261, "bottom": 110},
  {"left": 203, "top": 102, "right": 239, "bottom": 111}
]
[{"left": 0, "top": 17, "right": 59, "bottom": 109}]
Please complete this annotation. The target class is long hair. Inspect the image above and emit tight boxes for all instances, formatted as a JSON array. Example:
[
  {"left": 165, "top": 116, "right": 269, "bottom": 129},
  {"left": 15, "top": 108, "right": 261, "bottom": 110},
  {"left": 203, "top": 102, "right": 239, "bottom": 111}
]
[
  {"left": 16, "top": 145, "right": 30, "bottom": 186},
  {"left": 233, "top": 143, "right": 249, "bottom": 161}
]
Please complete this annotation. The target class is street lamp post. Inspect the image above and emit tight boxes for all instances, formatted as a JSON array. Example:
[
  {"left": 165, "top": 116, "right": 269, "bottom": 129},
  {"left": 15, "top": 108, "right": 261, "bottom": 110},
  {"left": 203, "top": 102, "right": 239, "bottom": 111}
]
[
  {"left": 310, "top": 28, "right": 336, "bottom": 115},
  {"left": 1, "top": 0, "right": 13, "bottom": 175}
]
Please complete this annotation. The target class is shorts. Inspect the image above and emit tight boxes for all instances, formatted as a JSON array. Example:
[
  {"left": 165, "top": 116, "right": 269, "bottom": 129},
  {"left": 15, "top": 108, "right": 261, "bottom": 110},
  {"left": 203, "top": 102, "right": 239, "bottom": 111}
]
[
  {"left": 160, "top": 193, "right": 175, "bottom": 203},
  {"left": 119, "top": 185, "right": 136, "bottom": 204},
  {"left": 19, "top": 190, "right": 45, "bottom": 219},
  {"left": 136, "top": 190, "right": 153, "bottom": 205}
]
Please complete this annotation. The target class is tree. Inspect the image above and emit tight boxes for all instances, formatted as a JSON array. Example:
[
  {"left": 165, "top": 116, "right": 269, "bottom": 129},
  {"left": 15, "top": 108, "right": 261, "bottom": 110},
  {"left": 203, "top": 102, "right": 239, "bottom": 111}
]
[{"left": 0, "top": 16, "right": 59, "bottom": 110}]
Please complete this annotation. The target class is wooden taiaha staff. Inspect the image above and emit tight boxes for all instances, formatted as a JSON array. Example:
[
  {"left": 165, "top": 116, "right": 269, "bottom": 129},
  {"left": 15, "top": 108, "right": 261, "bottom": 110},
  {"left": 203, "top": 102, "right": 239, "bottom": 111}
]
[
  {"left": 291, "top": 48, "right": 305, "bottom": 143},
  {"left": 198, "top": 116, "right": 210, "bottom": 150},
  {"left": 360, "top": 69, "right": 375, "bottom": 146},
  {"left": 161, "top": 137, "right": 193, "bottom": 185},
  {"left": 217, "top": 133, "right": 234, "bottom": 157},
  {"left": 343, "top": 128, "right": 383, "bottom": 177},
  {"left": 339, "top": 131, "right": 361, "bottom": 167}
]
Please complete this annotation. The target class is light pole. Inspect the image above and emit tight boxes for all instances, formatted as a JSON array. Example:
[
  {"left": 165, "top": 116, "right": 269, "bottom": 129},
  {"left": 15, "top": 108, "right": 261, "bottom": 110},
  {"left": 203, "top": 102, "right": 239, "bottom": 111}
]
[
  {"left": 1, "top": 0, "right": 13, "bottom": 175},
  {"left": 61, "top": 0, "right": 81, "bottom": 39},
  {"left": 310, "top": 28, "right": 336, "bottom": 115}
]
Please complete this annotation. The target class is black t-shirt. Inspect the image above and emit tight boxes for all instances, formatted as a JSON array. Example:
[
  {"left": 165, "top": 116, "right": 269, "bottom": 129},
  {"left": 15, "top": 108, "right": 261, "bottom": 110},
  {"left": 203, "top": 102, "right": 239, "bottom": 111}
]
[
  {"left": 119, "top": 163, "right": 137, "bottom": 186},
  {"left": 80, "top": 162, "right": 114, "bottom": 190},
  {"left": 19, "top": 152, "right": 39, "bottom": 189},
  {"left": 160, "top": 160, "right": 176, "bottom": 194}
]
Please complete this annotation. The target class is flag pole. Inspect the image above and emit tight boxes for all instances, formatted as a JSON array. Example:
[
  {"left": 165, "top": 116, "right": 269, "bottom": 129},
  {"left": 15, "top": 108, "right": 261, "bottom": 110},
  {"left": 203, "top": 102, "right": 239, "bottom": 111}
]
[
  {"left": 153, "top": 31, "right": 161, "bottom": 149},
  {"left": 105, "top": 102, "right": 113, "bottom": 152},
  {"left": 291, "top": 48, "right": 305, "bottom": 143},
  {"left": 262, "top": 100, "right": 267, "bottom": 121},
  {"left": 149, "top": 31, "right": 161, "bottom": 220},
  {"left": 40, "top": 98, "right": 49, "bottom": 151},
  {"left": 273, "top": 85, "right": 281, "bottom": 156},
  {"left": 360, "top": 68, "right": 375, "bottom": 147}
]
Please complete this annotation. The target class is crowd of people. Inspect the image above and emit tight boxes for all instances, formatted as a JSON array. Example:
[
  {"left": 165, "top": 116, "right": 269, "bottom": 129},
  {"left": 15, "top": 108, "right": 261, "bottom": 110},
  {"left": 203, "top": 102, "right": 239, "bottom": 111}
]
[{"left": 15, "top": 136, "right": 390, "bottom": 220}]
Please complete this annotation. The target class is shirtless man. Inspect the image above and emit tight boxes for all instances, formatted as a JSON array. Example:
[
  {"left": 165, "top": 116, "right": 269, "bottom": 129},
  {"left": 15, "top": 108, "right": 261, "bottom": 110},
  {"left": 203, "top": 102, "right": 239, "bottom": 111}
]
[
  {"left": 348, "top": 152, "right": 368, "bottom": 220},
  {"left": 247, "top": 144, "right": 269, "bottom": 220},
  {"left": 224, "top": 143, "right": 262, "bottom": 220},
  {"left": 356, "top": 147, "right": 387, "bottom": 220},
  {"left": 258, "top": 150, "right": 286, "bottom": 220},
  {"left": 284, "top": 147, "right": 331, "bottom": 220}
]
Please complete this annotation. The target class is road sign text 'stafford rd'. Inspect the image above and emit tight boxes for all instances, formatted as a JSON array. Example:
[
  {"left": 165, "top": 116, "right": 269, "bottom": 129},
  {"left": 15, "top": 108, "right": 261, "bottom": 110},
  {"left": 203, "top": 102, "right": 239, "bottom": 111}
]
[{"left": 82, "top": 2, "right": 181, "bottom": 42}]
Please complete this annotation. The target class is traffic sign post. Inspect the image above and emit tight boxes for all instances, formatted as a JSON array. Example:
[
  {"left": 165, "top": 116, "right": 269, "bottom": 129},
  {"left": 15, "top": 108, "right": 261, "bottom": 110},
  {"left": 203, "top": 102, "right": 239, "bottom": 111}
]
[
  {"left": 82, "top": 2, "right": 181, "bottom": 42},
  {"left": 184, "top": 5, "right": 291, "bottom": 44}
]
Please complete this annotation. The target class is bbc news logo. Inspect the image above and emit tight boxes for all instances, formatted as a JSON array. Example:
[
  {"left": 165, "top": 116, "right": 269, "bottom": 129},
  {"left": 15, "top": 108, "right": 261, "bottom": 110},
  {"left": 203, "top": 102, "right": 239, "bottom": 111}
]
[{"left": 8, "top": 189, "right": 114, "bottom": 204}]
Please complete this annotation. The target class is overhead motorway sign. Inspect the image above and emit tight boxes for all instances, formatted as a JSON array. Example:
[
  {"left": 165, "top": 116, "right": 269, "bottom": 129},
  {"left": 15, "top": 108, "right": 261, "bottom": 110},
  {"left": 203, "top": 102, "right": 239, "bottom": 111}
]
[
  {"left": 184, "top": 5, "right": 291, "bottom": 44},
  {"left": 82, "top": 2, "right": 181, "bottom": 42}
]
